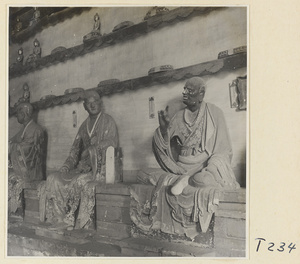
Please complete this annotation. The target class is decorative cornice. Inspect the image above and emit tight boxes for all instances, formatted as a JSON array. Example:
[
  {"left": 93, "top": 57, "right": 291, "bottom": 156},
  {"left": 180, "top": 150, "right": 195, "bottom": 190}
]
[
  {"left": 9, "top": 52, "right": 246, "bottom": 117},
  {"left": 9, "top": 7, "right": 224, "bottom": 80}
]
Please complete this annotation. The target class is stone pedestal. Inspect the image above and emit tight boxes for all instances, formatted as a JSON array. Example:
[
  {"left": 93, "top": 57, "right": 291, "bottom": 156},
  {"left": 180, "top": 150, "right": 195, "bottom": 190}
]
[
  {"left": 95, "top": 183, "right": 131, "bottom": 239},
  {"left": 10, "top": 181, "right": 246, "bottom": 257},
  {"left": 214, "top": 188, "right": 246, "bottom": 257}
]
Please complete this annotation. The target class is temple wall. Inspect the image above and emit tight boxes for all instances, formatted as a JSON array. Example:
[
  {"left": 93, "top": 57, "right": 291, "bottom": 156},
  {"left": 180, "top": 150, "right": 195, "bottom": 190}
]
[{"left": 9, "top": 7, "right": 247, "bottom": 186}]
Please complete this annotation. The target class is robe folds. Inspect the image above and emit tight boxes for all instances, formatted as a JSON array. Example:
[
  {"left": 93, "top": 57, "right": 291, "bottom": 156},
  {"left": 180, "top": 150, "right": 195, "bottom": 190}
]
[
  {"left": 39, "top": 112, "right": 118, "bottom": 229},
  {"left": 8, "top": 120, "right": 45, "bottom": 214},
  {"left": 130, "top": 102, "right": 240, "bottom": 238}
]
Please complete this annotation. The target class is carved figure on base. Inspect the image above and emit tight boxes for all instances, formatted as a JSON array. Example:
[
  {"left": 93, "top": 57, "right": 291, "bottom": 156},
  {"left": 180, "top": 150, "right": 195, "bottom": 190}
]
[
  {"left": 10, "top": 48, "right": 24, "bottom": 70},
  {"left": 14, "top": 83, "right": 31, "bottom": 108},
  {"left": 83, "top": 13, "right": 102, "bottom": 42},
  {"left": 26, "top": 39, "right": 41, "bottom": 65},
  {"left": 29, "top": 7, "right": 40, "bottom": 26},
  {"left": 13, "top": 16, "right": 23, "bottom": 34},
  {"left": 8, "top": 102, "right": 45, "bottom": 216},
  {"left": 39, "top": 90, "right": 119, "bottom": 230},
  {"left": 130, "top": 77, "right": 240, "bottom": 239},
  {"left": 16, "top": 48, "right": 24, "bottom": 64}
]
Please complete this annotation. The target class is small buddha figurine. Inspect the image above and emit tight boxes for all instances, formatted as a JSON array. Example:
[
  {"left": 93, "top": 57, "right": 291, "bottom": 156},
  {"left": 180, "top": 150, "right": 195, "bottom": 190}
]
[
  {"left": 14, "top": 83, "right": 31, "bottom": 109},
  {"left": 33, "top": 7, "right": 40, "bottom": 20},
  {"left": 15, "top": 16, "right": 23, "bottom": 32},
  {"left": 9, "top": 47, "right": 24, "bottom": 69},
  {"left": 33, "top": 39, "right": 41, "bottom": 59},
  {"left": 16, "top": 48, "right": 24, "bottom": 64},
  {"left": 83, "top": 13, "right": 102, "bottom": 42},
  {"left": 17, "top": 83, "right": 31, "bottom": 105},
  {"left": 25, "top": 39, "right": 41, "bottom": 65},
  {"left": 22, "top": 83, "right": 30, "bottom": 103},
  {"left": 29, "top": 7, "right": 40, "bottom": 26},
  {"left": 92, "top": 13, "right": 101, "bottom": 34}
]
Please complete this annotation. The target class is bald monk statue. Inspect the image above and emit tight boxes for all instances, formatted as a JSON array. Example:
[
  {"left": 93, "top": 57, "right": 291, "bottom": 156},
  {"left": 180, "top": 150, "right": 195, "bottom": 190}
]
[
  {"left": 39, "top": 90, "right": 119, "bottom": 230},
  {"left": 131, "top": 77, "right": 240, "bottom": 238},
  {"left": 8, "top": 102, "right": 45, "bottom": 215}
]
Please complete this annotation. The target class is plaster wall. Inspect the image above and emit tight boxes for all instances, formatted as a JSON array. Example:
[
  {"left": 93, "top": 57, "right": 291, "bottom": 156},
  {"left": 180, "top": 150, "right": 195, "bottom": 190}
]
[{"left": 9, "top": 7, "right": 247, "bottom": 185}]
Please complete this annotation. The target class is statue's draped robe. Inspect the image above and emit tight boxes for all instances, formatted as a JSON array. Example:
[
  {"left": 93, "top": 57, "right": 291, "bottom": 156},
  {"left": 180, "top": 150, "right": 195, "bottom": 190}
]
[
  {"left": 40, "top": 112, "right": 118, "bottom": 228},
  {"left": 130, "top": 102, "right": 239, "bottom": 238},
  {"left": 8, "top": 120, "right": 45, "bottom": 214}
]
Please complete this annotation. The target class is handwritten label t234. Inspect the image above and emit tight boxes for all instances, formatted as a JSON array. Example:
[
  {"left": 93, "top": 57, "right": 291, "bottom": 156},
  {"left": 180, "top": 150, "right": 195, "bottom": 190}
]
[{"left": 256, "top": 238, "right": 296, "bottom": 253}]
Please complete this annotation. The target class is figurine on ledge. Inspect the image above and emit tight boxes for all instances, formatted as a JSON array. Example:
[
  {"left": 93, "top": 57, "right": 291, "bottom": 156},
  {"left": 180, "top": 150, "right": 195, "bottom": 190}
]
[
  {"left": 9, "top": 48, "right": 24, "bottom": 70},
  {"left": 25, "top": 39, "right": 41, "bottom": 65},
  {"left": 130, "top": 77, "right": 240, "bottom": 238},
  {"left": 13, "top": 83, "right": 31, "bottom": 109},
  {"left": 29, "top": 7, "right": 41, "bottom": 26},
  {"left": 14, "top": 16, "right": 23, "bottom": 33},
  {"left": 19, "top": 83, "right": 30, "bottom": 103},
  {"left": 8, "top": 102, "right": 45, "bottom": 216},
  {"left": 39, "top": 90, "right": 119, "bottom": 230},
  {"left": 83, "top": 13, "right": 102, "bottom": 42},
  {"left": 16, "top": 48, "right": 24, "bottom": 64}
]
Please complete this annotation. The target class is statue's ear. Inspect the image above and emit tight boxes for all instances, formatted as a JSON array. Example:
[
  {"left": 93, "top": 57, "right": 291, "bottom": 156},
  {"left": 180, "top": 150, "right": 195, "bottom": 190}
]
[{"left": 200, "top": 91, "right": 205, "bottom": 101}]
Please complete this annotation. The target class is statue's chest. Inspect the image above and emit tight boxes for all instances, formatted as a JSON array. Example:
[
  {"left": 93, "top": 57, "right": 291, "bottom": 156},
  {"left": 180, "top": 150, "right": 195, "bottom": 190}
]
[
  {"left": 82, "top": 129, "right": 100, "bottom": 148},
  {"left": 177, "top": 116, "right": 205, "bottom": 147}
]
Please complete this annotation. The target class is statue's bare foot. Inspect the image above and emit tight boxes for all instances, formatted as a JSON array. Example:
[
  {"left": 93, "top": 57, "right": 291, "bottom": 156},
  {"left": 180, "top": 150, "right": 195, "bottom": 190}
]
[{"left": 171, "top": 175, "right": 190, "bottom": 195}]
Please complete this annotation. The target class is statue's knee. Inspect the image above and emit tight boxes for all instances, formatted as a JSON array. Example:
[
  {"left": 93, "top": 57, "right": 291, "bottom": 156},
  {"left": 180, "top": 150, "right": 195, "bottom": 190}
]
[{"left": 191, "top": 171, "right": 217, "bottom": 187}]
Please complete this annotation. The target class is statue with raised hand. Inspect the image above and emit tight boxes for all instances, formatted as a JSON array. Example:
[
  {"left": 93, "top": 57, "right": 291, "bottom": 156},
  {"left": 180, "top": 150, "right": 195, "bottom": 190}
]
[
  {"left": 131, "top": 77, "right": 240, "bottom": 238},
  {"left": 157, "top": 105, "right": 170, "bottom": 140}
]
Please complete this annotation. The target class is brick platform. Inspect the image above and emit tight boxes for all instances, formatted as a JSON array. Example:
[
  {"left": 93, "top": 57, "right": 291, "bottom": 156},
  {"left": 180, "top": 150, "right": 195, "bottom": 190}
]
[{"left": 214, "top": 189, "right": 246, "bottom": 257}]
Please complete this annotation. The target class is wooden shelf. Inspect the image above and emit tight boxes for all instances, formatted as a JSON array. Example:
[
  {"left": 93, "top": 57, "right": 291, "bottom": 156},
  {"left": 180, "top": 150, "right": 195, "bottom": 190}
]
[
  {"left": 10, "top": 7, "right": 91, "bottom": 44},
  {"left": 9, "top": 7, "right": 223, "bottom": 79},
  {"left": 9, "top": 52, "right": 246, "bottom": 117}
]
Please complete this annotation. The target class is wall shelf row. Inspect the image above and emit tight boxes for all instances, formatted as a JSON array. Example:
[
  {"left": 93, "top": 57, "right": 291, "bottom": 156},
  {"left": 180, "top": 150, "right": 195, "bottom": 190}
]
[
  {"left": 10, "top": 7, "right": 91, "bottom": 44},
  {"left": 9, "top": 52, "right": 246, "bottom": 117},
  {"left": 9, "top": 7, "right": 222, "bottom": 80}
]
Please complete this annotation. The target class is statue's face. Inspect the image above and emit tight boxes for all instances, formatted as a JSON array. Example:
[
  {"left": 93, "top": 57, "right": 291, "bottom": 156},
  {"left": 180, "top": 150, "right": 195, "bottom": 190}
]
[
  {"left": 16, "top": 109, "right": 25, "bottom": 124},
  {"left": 84, "top": 96, "right": 102, "bottom": 116},
  {"left": 182, "top": 83, "right": 205, "bottom": 108}
]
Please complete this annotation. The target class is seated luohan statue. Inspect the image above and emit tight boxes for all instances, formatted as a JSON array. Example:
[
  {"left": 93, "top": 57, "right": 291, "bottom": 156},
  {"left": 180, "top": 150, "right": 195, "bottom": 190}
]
[
  {"left": 8, "top": 102, "right": 45, "bottom": 215},
  {"left": 130, "top": 77, "right": 240, "bottom": 239},
  {"left": 39, "top": 90, "right": 119, "bottom": 230}
]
